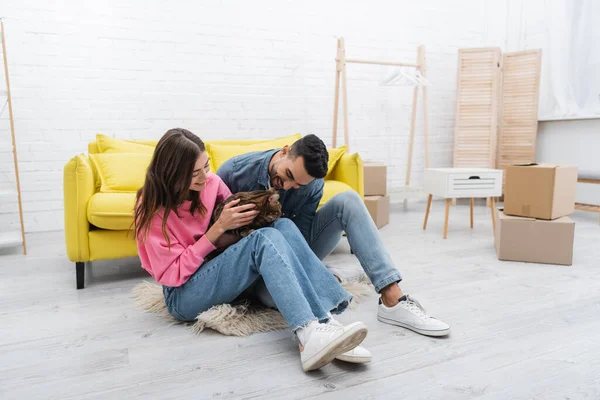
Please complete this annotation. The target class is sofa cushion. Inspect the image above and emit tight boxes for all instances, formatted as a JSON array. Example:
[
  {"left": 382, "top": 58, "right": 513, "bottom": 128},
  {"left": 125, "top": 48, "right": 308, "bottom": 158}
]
[
  {"left": 325, "top": 146, "right": 348, "bottom": 179},
  {"left": 207, "top": 134, "right": 302, "bottom": 172},
  {"left": 89, "top": 153, "right": 151, "bottom": 193},
  {"left": 320, "top": 180, "right": 354, "bottom": 208},
  {"left": 96, "top": 134, "right": 156, "bottom": 154},
  {"left": 88, "top": 192, "right": 136, "bottom": 230},
  {"left": 88, "top": 182, "right": 356, "bottom": 229}
]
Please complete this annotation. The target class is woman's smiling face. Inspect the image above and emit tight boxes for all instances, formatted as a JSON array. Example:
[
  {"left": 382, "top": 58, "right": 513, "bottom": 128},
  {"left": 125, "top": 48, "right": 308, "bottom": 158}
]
[{"left": 190, "top": 152, "right": 210, "bottom": 191}]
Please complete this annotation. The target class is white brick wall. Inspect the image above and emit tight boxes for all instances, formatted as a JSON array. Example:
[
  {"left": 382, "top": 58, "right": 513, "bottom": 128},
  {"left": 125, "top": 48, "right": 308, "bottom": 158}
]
[{"left": 1, "top": 0, "right": 507, "bottom": 233}]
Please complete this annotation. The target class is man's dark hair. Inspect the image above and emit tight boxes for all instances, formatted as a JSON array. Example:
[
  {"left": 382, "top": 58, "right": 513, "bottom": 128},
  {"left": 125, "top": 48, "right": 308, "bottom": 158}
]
[{"left": 289, "top": 134, "right": 329, "bottom": 179}]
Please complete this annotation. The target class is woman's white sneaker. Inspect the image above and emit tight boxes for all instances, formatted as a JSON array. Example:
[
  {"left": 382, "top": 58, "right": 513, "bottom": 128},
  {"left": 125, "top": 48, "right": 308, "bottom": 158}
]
[
  {"left": 377, "top": 295, "right": 450, "bottom": 337},
  {"left": 297, "top": 321, "right": 368, "bottom": 372}
]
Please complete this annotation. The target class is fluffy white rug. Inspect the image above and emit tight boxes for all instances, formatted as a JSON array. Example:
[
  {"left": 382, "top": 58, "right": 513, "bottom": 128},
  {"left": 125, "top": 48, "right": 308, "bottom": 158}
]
[{"left": 133, "top": 277, "right": 375, "bottom": 337}]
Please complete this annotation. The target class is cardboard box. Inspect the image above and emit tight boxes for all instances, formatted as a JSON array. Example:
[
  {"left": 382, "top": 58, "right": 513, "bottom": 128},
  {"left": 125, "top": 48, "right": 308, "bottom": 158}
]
[
  {"left": 364, "top": 195, "right": 390, "bottom": 229},
  {"left": 364, "top": 162, "right": 387, "bottom": 196},
  {"left": 504, "top": 163, "right": 577, "bottom": 220},
  {"left": 494, "top": 207, "right": 575, "bottom": 266}
]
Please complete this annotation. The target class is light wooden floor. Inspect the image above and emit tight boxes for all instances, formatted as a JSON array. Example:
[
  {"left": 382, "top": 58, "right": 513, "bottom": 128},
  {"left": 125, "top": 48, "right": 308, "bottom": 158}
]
[{"left": 1, "top": 202, "right": 600, "bottom": 400}]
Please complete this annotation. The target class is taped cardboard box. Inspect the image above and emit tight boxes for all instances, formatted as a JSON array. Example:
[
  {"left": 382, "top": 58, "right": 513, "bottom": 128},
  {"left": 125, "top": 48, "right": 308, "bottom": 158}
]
[
  {"left": 364, "top": 195, "right": 390, "bottom": 229},
  {"left": 494, "top": 207, "right": 575, "bottom": 266},
  {"left": 364, "top": 162, "right": 387, "bottom": 196},
  {"left": 504, "top": 164, "right": 577, "bottom": 220}
]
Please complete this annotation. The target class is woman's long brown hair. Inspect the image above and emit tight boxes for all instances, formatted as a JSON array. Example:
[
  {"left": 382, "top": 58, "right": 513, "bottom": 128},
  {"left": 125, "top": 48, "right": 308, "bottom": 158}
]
[{"left": 134, "top": 128, "right": 207, "bottom": 248}]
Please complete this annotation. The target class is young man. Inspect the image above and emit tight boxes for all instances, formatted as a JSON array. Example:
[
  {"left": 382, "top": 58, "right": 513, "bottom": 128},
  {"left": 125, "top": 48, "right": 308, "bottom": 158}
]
[{"left": 217, "top": 134, "right": 450, "bottom": 362}]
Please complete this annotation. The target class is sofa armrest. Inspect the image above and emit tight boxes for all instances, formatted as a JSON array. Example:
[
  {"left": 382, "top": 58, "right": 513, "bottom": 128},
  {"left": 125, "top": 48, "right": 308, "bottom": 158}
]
[
  {"left": 64, "top": 154, "right": 96, "bottom": 262},
  {"left": 327, "top": 152, "right": 364, "bottom": 198}
]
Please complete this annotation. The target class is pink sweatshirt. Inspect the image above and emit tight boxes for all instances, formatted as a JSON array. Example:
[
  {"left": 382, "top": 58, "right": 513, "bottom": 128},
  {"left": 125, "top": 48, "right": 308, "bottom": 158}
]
[{"left": 137, "top": 172, "right": 232, "bottom": 287}]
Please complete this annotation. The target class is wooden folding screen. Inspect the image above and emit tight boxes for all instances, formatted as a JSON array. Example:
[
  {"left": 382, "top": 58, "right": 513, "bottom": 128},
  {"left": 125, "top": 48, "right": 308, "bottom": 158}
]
[
  {"left": 497, "top": 50, "right": 542, "bottom": 172},
  {"left": 453, "top": 48, "right": 502, "bottom": 169}
]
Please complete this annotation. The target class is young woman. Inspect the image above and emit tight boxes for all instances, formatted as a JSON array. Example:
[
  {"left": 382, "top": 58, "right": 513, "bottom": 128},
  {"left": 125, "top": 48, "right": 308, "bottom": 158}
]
[{"left": 135, "top": 128, "right": 368, "bottom": 372}]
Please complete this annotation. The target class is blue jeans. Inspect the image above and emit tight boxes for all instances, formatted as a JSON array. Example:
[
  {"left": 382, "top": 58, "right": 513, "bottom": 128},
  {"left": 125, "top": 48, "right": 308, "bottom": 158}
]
[
  {"left": 308, "top": 190, "right": 402, "bottom": 293},
  {"left": 253, "top": 193, "right": 402, "bottom": 309},
  {"left": 162, "top": 219, "right": 352, "bottom": 331}
]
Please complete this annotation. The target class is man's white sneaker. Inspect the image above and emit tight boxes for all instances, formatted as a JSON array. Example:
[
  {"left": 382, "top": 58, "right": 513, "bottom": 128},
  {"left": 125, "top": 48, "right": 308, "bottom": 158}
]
[
  {"left": 336, "top": 345, "right": 372, "bottom": 364},
  {"left": 298, "top": 321, "right": 368, "bottom": 372},
  {"left": 377, "top": 295, "right": 450, "bottom": 337},
  {"left": 327, "top": 316, "right": 372, "bottom": 364}
]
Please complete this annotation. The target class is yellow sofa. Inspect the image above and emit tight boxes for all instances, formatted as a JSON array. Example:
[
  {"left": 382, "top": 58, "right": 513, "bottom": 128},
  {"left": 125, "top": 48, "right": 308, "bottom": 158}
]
[{"left": 64, "top": 134, "right": 364, "bottom": 289}]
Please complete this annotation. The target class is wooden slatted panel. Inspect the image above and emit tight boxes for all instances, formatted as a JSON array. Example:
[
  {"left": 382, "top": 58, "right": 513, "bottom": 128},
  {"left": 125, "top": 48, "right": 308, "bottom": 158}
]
[
  {"left": 453, "top": 48, "right": 501, "bottom": 169},
  {"left": 497, "top": 50, "right": 542, "bottom": 173}
]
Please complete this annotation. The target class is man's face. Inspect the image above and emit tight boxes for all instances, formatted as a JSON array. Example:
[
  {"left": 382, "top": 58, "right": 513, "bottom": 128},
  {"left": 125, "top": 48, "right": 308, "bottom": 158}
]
[{"left": 269, "top": 146, "right": 314, "bottom": 191}]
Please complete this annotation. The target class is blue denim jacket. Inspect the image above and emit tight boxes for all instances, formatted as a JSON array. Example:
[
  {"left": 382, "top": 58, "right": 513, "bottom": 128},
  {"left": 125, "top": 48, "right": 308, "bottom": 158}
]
[{"left": 216, "top": 149, "right": 324, "bottom": 241}]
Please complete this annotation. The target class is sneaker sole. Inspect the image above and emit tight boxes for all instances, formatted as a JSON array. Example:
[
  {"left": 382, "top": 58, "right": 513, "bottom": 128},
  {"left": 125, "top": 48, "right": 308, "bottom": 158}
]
[
  {"left": 377, "top": 315, "right": 450, "bottom": 337},
  {"left": 335, "top": 353, "right": 372, "bottom": 364},
  {"left": 302, "top": 323, "right": 368, "bottom": 372}
]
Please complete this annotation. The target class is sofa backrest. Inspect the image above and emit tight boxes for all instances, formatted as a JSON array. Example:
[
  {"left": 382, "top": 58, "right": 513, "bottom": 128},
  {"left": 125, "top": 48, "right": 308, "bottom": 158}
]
[
  {"left": 88, "top": 140, "right": 158, "bottom": 154},
  {"left": 88, "top": 139, "right": 266, "bottom": 154},
  {"left": 85, "top": 134, "right": 359, "bottom": 193}
]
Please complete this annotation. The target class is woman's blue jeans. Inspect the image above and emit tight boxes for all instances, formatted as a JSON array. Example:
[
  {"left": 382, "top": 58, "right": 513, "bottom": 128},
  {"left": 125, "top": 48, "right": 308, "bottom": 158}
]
[{"left": 163, "top": 219, "right": 352, "bottom": 331}]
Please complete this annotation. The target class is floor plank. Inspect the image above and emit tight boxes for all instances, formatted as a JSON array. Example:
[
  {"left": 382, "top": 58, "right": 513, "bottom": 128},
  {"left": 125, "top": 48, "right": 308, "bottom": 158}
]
[{"left": 1, "top": 203, "right": 599, "bottom": 399}]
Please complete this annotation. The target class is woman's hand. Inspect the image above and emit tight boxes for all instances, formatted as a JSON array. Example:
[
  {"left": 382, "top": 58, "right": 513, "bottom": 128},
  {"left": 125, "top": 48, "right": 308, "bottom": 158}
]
[
  {"left": 215, "top": 199, "right": 260, "bottom": 232},
  {"left": 205, "top": 199, "right": 259, "bottom": 246}
]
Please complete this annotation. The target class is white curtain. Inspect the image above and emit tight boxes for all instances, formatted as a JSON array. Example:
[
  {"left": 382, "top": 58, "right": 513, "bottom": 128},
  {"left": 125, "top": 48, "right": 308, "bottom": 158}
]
[{"left": 538, "top": 0, "right": 600, "bottom": 120}]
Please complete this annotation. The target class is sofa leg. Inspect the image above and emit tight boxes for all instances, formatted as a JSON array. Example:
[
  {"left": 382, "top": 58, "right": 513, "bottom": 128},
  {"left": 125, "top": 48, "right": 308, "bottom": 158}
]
[{"left": 76, "top": 262, "right": 85, "bottom": 289}]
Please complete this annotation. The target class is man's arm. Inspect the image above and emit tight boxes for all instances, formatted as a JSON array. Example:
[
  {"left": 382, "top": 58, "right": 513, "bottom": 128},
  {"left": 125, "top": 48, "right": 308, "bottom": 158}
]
[
  {"left": 215, "top": 158, "right": 238, "bottom": 194},
  {"left": 293, "top": 179, "right": 324, "bottom": 242}
]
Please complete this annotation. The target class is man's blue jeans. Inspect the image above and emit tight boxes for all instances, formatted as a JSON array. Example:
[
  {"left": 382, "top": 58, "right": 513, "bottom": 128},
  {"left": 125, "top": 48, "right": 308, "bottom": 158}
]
[{"left": 253, "top": 191, "right": 402, "bottom": 308}]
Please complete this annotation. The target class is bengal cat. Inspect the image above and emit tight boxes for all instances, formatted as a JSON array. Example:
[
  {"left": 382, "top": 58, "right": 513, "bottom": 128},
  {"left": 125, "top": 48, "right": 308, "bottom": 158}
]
[{"left": 210, "top": 188, "right": 282, "bottom": 237}]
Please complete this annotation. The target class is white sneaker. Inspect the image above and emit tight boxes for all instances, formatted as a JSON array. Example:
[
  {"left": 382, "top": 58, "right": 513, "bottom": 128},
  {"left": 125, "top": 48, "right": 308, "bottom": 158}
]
[
  {"left": 327, "top": 316, "right": 372, "bottom": 364},
  {"left": 298, "top": 321, "right": 368, "bottom": 372},
  {"left": 377, "top": 295, "right": 450, "bottom": 337},
  {"left": 335, "top": 345, "right": 372, "bottom": 364}
]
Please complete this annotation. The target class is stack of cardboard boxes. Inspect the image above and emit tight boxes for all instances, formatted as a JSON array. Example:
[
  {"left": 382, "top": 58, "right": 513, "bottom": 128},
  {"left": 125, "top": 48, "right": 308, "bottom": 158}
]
[
  {"left": 495, "top": 164, "right": 578, "bottom": 266},
  {"left": 363, "top": 162, "right": 390, "bottom": 229}
]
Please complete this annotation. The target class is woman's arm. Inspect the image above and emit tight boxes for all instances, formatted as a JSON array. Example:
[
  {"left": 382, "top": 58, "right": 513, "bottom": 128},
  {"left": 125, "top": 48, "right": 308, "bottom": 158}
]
[
  {"left": 142, "top": 221, "right": 217, "bottom": 287},
  {"left": 204, "top": 220, "right": 226, "bottom": 245},
  {"left": 207, "top": 175, "right": 243, "bottom": 249}
]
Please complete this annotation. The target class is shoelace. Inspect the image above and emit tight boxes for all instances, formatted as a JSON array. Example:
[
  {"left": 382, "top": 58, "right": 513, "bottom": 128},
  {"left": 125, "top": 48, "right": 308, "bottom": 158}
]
[
  {"left": 403, "top": 295, "right": 429, "bottom": 318},
  {"left": 315, "top": 323, "right": 343, "bottom": 333}
]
